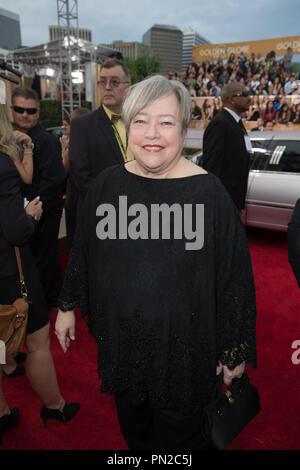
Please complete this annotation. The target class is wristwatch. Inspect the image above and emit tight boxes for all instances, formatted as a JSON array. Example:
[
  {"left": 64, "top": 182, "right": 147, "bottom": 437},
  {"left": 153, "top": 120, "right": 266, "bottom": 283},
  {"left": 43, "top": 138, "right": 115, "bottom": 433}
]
[{"left": 23, "top": 143, "right": 34, "bottom": 149}]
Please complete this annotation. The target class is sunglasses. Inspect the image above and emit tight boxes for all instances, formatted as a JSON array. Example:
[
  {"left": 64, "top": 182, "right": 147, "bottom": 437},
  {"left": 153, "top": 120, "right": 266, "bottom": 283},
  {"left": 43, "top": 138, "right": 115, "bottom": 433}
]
[
  {"left": 232, "top": 91, "right": 250, "bottom": 98},
  {"left": 13, "top": 105, "right": 38, "bottom": 115}
]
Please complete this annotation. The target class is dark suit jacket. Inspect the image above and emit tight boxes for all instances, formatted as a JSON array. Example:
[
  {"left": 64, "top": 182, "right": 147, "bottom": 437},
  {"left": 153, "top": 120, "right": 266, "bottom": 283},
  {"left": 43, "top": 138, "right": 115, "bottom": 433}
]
[
  {"left": 69, "top": 105, "right": 124, "bottom": 201},
  {"left": 288, "top": 199, "right": 300, "bottom": 288},
  {"left": 25, "top": 122, "right": 65, "bottom": 215},
  {"left": 0, "top": 152, "right": 35, "bottom": 277},
  {"left": 202, "top": 109, "right": 251, "bottom": 211}
]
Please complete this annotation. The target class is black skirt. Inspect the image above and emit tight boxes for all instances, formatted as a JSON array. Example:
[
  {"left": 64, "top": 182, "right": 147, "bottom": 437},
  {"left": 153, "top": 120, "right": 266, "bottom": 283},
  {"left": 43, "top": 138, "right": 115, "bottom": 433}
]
[{"left": 0, "top": 246, "right": 49, "bottom": 335}]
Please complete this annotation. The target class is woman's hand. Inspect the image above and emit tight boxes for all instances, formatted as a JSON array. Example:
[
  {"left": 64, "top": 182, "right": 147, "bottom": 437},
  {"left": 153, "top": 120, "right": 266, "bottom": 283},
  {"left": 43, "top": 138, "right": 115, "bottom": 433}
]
[
  {"left": 13, "top": 130, "right": 32, "bottom": 146},
  {"left": 59, "top": 134, "right": 69, "bottom": 151},
  {"left": 25, "top": 196, "right": 43, "bottom": 221},
  {"left": 55, "top": 310, "right": 76, "bottom": 353},
  {"left": 13, "top": 131, "right": 34, "bottom": 184},
  {"left": 216, "top": 361, "right": 245, "bottom": 385},
  {"left": 60, "top": 135, "right": 70, "bottom": 176}
]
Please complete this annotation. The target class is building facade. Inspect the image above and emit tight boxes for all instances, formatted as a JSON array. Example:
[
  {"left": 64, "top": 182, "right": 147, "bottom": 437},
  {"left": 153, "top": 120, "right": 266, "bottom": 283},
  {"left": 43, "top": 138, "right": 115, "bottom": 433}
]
[
  {"left": 143, "top": 24, "right": 183, "bottom": 74},
  {"left": 49, "top": 25, "right": 92, "bottom": 42},
  {"left": 0, "top": 8, "right": 22, "bottom": 50},
  {"left": 100, "top": 41, "right": 151, "bottom": 60},
  {"left": 182, "top": 28, "right": 210, "bottom": 71}
]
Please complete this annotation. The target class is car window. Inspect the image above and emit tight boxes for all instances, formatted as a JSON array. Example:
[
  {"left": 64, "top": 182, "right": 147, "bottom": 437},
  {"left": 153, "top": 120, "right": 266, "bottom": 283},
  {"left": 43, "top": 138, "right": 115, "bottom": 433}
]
[
  {"left": 250, "top": 140, "right": 272, "bottom": 170},
  {"left": 250, "top": 139, "right": 300, "bottom": 173}
]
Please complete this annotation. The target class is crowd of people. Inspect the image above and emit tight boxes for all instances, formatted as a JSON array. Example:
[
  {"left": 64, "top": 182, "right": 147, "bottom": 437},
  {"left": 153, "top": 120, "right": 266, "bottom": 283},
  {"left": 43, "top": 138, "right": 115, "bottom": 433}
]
[
  {"left": 0, "top": 60, "right": 258, "bottom": 450},
  {"left": 167, "top": 49, "right": 300, "bottom": 125},
  {"left": 0, "top": 54, "right": 299, "bottom": 450}
]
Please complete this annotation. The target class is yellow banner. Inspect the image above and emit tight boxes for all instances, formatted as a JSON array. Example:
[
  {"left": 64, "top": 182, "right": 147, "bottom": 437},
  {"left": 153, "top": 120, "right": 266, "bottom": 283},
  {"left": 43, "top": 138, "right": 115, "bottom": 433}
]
[{"left": 192, "top": 35, "right": 300, "bottom": 62}]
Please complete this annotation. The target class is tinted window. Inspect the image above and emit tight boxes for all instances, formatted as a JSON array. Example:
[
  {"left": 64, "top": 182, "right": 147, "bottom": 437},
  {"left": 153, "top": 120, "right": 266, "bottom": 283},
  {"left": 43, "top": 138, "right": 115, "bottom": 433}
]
[
  {"left": 250, "top": 139, "right": 300, "bottom": 173},
  {"left": 250, "top": 140, "right": 272, "bottom": 170}
]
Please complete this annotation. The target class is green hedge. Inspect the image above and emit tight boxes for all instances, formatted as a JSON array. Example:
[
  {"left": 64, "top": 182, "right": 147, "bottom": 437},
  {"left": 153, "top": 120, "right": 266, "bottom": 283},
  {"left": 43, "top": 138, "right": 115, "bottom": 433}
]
[{"left": 39, "top": 100, "right": 92, "bottom": 128}]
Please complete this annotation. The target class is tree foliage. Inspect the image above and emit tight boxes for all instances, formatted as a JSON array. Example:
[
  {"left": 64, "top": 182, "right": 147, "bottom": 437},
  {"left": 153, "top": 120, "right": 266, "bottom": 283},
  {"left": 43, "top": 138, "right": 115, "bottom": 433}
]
[
  {"left": 39, "top": 100, "right": 91, "bottom": 128},
  {"left": 124, "top": 54, "right": 162, "bottom": 84}
]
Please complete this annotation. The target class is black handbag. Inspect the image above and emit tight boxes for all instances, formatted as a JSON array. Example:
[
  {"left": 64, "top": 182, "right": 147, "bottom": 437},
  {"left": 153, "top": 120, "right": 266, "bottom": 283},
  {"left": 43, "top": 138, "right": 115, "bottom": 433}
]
[{"left": 202, "top": 372, "right": 261, "bottom": 449}]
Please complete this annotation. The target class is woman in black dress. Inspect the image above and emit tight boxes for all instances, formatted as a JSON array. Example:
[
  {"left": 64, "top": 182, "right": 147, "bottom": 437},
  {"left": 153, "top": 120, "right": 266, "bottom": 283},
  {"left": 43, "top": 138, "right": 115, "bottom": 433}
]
[
  {"left": 55, "top": 75, "right": 257, "bottom": 450},
  {"left": 0, "top": 103, "right": 79, "bottom": 445}
]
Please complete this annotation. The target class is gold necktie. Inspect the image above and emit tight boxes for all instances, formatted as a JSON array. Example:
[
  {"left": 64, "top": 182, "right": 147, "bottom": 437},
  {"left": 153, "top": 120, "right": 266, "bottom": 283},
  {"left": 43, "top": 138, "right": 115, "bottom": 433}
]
[{"left": 111, "top": 114, "right": 121, "bottom": 123}]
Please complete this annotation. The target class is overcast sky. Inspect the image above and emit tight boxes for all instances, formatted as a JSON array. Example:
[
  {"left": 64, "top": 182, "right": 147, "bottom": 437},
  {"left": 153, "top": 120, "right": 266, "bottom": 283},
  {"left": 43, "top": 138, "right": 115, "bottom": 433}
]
[{"left": 0, "top": 0, "right": 299, "bottom": 47}]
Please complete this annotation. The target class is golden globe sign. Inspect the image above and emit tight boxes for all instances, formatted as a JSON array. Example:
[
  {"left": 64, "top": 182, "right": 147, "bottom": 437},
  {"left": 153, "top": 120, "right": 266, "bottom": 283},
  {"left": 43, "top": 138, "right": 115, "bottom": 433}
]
[{"left": 192, "top": 35, "right": 300, "bottom": 62}]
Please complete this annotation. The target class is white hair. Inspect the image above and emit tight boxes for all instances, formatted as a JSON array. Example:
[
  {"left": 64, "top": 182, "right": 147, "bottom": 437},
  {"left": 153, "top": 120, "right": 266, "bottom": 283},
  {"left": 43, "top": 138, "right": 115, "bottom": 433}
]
[{"left": 122, "top": 75, "right": 191, "bottom": 135}]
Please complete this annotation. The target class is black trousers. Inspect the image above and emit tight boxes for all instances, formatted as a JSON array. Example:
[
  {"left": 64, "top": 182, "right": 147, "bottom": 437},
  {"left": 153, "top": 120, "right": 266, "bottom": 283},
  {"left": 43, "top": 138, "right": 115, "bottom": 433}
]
[
  {"left": 30, "top": 208, "right": 63, "bottom": 308},
  {"left": 115, "top": 391, "right": 213, "bottom": 451}
]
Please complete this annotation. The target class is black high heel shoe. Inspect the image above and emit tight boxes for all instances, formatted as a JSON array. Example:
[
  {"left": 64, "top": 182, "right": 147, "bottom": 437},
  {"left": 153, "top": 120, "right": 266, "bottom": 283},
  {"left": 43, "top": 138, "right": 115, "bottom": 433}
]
[
  {"left": 3, "top": 364, "right": 25, "bottom": 378},
  {"left": 14, "top": 351, "right": 27, "bottom": 363},
  {"left": 0, "top": 408, "right": 20, "bottom": 445},
  {"left": 40, "top": 402, "right": 80, "bottom": 428}
]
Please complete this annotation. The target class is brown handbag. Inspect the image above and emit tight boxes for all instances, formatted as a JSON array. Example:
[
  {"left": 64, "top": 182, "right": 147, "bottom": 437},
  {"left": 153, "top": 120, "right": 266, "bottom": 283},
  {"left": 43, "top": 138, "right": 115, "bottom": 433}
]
[{"left": 0, "top": 247, "right": 29, "bottom": 359}]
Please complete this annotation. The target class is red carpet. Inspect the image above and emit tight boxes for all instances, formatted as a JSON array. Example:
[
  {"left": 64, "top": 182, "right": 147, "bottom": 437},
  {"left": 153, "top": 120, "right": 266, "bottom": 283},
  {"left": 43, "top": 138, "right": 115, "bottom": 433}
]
[{"left": 1, "top": 227, "right": 300, "bottom": 450}]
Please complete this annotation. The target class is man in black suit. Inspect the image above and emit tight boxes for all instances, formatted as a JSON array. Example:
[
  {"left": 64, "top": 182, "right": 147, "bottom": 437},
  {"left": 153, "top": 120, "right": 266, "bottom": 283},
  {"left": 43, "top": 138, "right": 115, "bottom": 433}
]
[
  {"left": 202, "top": 82, "right": 252, "bottom": 213},
  {"left": 11, "top": 87, "right": 65, "bottom": 309},
  {"left": 68, "top": 59, "right": 133, "bottom": 225}
]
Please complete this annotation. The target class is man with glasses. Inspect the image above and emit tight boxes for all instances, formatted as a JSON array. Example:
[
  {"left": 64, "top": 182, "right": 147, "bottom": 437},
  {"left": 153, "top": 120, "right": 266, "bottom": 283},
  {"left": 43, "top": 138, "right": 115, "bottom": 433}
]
[
  {"left": 68, "top": 59, "right": 133, "bottom": 235},
  {"left": 202, "top": 82, "right": 252, "bottom": 213},
  {"left": 11, "top": 87, "right": 65, "bottom": 310}
]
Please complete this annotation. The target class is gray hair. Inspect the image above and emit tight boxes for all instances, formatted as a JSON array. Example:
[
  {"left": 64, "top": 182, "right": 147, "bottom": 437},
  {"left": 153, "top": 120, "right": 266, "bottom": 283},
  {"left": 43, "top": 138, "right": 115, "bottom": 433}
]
[
  {"left": 122, "top": 75, "right": 191, "bottom": 135},
  {"left": 101, "top": 58, "right": 131, "bottom": 83},
  {"left": 12, "top": 87, "right": 40, "bottom": 107}
]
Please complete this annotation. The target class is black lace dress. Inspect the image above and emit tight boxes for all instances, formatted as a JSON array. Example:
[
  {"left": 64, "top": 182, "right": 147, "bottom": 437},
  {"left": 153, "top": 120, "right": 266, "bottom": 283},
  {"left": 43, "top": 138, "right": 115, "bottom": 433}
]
[{"left": 58, "top": 164, "right": 257, "bottom": 414}]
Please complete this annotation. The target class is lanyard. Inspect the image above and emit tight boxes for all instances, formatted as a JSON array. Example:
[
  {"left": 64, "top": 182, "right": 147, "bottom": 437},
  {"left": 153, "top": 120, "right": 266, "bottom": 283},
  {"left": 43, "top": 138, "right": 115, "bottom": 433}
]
[{"left": 111, "top": 119, "right": 128, "bottom": 162}]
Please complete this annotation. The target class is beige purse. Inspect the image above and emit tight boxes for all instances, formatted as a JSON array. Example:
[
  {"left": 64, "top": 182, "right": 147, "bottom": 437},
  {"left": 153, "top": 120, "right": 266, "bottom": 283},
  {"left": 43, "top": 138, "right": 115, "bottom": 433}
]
[{"left": 0, "top": 247, "right": 29, "bottom": 360}]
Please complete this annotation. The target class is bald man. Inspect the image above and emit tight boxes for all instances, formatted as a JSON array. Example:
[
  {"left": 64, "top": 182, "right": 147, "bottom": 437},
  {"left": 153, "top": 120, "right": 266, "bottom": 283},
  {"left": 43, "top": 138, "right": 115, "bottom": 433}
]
[{"left": 202, "top": 82, "right": 252, "bottom": 213}]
